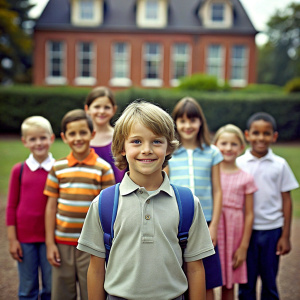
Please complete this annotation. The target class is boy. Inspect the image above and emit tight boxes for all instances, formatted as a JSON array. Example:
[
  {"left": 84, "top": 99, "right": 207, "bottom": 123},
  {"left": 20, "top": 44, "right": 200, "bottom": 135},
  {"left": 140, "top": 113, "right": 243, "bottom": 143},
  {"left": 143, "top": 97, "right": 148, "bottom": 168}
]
[
  {"left": 44, "top": 109, "right": 115, "bottom": 300},
  {"left": 77, "top": 101, "right": 215, "bottom": 300},
  {"left": 236, "top": 112, "right": 299, "bottom": 300},
  {"left": 6, "top": 116, "right": 55, "bottom": 300}
]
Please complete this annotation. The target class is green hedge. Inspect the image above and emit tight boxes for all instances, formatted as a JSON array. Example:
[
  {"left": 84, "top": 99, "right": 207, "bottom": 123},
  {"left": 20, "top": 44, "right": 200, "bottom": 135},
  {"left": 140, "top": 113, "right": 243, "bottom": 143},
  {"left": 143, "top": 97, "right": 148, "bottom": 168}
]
[{"left": 1, "top": 86, "right": 299, "bottom": 141}]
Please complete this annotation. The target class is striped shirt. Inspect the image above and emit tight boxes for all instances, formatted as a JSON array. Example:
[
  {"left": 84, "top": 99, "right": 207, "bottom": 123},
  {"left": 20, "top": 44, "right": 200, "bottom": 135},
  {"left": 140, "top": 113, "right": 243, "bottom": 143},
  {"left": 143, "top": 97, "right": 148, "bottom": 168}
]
[
  {"left": 168, "top": 144, "right": 223, "bottom": 221},
  {"left": 44, "top": 149, "right": 115, "bottom": 245}
]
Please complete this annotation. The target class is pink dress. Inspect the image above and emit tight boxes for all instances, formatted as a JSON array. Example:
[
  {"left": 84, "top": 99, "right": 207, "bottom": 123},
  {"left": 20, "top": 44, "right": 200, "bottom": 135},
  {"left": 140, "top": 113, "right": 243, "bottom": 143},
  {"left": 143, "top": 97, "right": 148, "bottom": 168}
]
[{"left": 218, "top": 169, "right": 257, "bottom": 288}]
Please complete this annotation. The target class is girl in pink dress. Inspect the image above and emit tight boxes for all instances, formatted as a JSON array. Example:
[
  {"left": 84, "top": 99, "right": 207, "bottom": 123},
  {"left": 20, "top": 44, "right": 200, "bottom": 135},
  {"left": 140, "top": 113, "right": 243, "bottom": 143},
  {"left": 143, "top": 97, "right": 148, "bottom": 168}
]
[{"left": 214, "top": 124, "right": 257, "bottom": 300}]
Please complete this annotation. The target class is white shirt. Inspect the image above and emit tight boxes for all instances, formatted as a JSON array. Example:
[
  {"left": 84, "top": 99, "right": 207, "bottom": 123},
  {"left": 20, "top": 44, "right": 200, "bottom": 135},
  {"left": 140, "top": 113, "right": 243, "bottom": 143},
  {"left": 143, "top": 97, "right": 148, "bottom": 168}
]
[
  {"left": 26, "top": 153, "right": 55, "bottom": 172},
  {"left": 236, "top": 149, "right": 299, "bottom": 230}
]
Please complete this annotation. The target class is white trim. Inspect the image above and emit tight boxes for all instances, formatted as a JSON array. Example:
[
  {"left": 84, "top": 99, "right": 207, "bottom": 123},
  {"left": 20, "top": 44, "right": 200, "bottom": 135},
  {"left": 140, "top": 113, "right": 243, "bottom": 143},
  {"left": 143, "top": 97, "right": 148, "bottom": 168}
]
[
  {"left": 45, "top": 77, "right": 67, "bottom": 85},
  {"left": 141, "top": 78, "right": 163, "bottom": 87},
  {"left": 74, "top": 77, "right": 96, "bottom": 86},
  {"left": 109, "top": 78, "right": 132, "bottom": 87}
]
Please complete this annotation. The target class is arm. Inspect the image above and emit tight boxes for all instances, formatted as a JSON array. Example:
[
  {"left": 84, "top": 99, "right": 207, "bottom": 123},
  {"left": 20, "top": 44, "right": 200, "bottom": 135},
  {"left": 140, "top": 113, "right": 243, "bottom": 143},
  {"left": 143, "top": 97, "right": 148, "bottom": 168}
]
[
  {"left": 276, "top": 191, "right": 293, "bottom": 255},
  {"left": 87, "top": 255, "right": 106, "bottom": 300},
  {"left": 186, "top": 260, "right": 206, "bottom": 300},
  {"left": 45, "top": 196, "right": 61, "bottom": 267},
  {"left": 7, "top": 225, "right": 23, "bottom": 262},
  {"left": 233, "top": 193, "right": 254, "bottom": 269},
  {"left": 101, "top": 167, "right": 116, "bottom": 190},
  {"left": 209, "top": 163, "right": 222, "bottom": 246}
]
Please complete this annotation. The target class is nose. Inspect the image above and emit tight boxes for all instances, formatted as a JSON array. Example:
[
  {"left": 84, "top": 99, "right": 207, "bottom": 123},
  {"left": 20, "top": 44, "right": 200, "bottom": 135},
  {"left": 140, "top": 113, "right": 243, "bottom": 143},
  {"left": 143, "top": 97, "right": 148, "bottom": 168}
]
[{"left": 141, "top": 143, "right": 153, "bottom": 154}]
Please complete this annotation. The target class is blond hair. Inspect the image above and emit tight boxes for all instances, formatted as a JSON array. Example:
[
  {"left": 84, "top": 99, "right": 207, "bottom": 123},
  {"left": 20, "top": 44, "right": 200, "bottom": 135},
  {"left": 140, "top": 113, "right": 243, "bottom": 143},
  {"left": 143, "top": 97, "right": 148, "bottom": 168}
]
[
  {"left": 21, "top": 116, "right": 53, "bottom": 137},
  {"left": 213, "top": 124, "right": 246, "bottom": 147},
  {"left": 112, "top": 100, "right": 179, "bottom": 170}
]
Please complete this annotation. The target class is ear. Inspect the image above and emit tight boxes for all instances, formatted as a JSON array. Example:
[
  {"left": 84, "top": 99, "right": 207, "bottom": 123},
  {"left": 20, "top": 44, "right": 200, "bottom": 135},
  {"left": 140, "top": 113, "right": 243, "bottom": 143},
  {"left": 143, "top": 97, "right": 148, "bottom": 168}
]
[
  {"left": 272, "top": 131, "right": 279, "bottom": 143},
  {"left": 50, "top": 133, "right": 55, "bottom": 144},
  {"left": 121, "top": 149, "right": 126, "bottom": 156},
  {"left": 244, "top": 130, "right": 250, "bottom": 142},
  {"left": 112, "top": 105, "right": 118, "bottom": 116},
  {"left": 60, "top": 132, "right": 67, "bottom": 144},
  {"left": 21, "top": 136, "right": 28, "bottom": 147},
  {"left": 84, "top": 104, "right": 89, "bottom": 112},
  {"left": 91, "top": 130, "right": 96, "bottom": 139}
]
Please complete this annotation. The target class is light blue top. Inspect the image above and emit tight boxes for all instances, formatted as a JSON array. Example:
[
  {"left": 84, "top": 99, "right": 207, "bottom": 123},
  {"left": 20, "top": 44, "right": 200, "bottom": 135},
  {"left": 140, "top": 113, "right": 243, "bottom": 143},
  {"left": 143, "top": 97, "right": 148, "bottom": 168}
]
[{"left": 168, "top": 144, "right": 223, "bottom": 221}]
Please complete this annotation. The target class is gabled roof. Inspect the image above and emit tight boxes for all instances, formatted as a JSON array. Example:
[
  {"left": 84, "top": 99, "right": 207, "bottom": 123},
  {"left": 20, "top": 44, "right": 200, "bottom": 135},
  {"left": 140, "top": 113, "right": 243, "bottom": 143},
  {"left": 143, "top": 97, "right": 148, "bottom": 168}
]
[{"left": 35, "top": 0, "right": 257, "bottom": 34}]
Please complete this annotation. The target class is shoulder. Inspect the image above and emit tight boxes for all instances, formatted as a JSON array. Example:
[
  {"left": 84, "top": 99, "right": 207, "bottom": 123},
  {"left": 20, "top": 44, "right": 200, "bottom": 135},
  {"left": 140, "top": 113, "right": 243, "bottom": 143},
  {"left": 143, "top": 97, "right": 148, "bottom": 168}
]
[{"left": 95, "top": 156, "right": 113, "bottom": 170}]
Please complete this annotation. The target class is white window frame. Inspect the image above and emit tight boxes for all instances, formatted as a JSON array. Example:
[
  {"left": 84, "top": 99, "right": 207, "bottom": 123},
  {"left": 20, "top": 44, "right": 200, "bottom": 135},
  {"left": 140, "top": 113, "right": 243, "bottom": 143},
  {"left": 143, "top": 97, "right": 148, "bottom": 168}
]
[
  {"left": 206, "top": 44, "right": 225, "bottom": 82},
  {"left": 110, "top": 42, "right": 132, "bottom": 87},
  {"left": 230, "top": 45, "right": 248, "bottom": 87},
  {"left": 79, "top": 0, "right": 94, "bottom": 20},
  {"left": 145, "top": 0, "right": 159, "bottom": 20},
  {"left": 74, "top": 41, "right": 96, "bottom": 86},
  {"left": 211, "top": 3, "right": 225, "bottom": 23},
  {"left": 141, "top": 43, "right": 163, "bottom": 87},
  {"left": 170, "top": 43, "right": 190, "bottom": 87},
  {"left": 45, "top": 41, "right": 67, "bottom": 85}
]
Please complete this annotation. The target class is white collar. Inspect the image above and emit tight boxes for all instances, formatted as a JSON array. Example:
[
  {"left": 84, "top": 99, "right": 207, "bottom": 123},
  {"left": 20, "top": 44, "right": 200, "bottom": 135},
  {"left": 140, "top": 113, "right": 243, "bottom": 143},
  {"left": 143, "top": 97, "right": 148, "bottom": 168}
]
[
  {"left": 26, "top": 153, "right": 55, "bottom": 172},
  {"left": 244, "top": 148, "right": 274, "bottom": 162}
]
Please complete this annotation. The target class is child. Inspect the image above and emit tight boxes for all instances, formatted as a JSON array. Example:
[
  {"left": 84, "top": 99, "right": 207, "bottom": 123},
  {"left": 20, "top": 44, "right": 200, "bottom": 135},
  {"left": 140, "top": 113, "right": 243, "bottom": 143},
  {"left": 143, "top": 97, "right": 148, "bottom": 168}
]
[
  {"left": 85, "top": 86, "right": 126, "bottom": 183},
  {"left": 6, "top": 116, "right": 55, "bottom": 300},
  {"left": 44, "top": 109, "right": 115, "bottom": 300},
  {"left": 236, "top": 112, "right": 299, "bottom": 300},
  {"left": 77, "top": 100, "right": 215, "bottom": 300},
  {"left": 214, "top": 124, "right": 257, "bottom": 300},
  {"left": 165, "top": 96, "right": 223, "bottom": 300}
]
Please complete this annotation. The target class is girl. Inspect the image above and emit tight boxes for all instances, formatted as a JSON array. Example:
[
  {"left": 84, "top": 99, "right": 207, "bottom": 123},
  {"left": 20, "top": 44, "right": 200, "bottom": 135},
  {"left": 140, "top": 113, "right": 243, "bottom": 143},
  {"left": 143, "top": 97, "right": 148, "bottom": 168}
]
[
  {"left": 85, "top": 86, "right": 125, "bottom": 183},
  {"left": 165, "top": 97, "right": 223, "bottom": 300},
  {"left": 214, "top": 124, "right": 256, "bottom": 300}
]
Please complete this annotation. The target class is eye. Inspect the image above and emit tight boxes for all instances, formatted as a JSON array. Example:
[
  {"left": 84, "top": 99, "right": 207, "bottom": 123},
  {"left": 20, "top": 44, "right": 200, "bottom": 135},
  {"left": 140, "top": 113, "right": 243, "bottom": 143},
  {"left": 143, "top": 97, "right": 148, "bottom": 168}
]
[
  {"left": 153, "top": 140, "right": 162, "bottom": 144},
  {"left": 132, "top": 139, "right": 141, "bottom": 144}
]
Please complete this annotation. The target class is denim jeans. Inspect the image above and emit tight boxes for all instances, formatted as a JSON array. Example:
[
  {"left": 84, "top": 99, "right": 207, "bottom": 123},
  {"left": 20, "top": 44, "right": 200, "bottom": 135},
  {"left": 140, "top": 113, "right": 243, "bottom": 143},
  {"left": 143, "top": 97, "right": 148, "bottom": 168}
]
[{"left": 18, "top": 243, "right": 51, "bottom": 300}]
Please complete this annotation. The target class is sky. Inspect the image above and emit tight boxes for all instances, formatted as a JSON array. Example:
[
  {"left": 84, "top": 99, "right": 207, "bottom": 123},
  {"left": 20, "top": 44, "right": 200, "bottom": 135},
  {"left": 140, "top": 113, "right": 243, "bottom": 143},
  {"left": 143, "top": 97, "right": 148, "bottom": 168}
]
[{"left": 29, "top": 0, "right": 300, "bottom": 45}]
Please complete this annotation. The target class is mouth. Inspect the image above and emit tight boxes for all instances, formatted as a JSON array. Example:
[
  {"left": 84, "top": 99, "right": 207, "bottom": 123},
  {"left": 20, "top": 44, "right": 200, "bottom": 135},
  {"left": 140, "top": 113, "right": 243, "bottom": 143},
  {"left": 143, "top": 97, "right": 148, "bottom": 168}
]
[{"left": 138, "top": 159, "right": 156, "bottom": 163}]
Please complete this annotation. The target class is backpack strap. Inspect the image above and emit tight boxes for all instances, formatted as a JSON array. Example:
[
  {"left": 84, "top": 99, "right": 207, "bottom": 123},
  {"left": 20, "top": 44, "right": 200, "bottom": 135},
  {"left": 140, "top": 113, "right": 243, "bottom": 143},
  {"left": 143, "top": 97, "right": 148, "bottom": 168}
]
[
  {"left": 19, "top": 162, "right": 24, "bottom": 184},
  {"left": 98, "top": 183, "right": 120, "bottom": 263},
  {"left": 171, "top": 184, "right": 194, "bottom": 252},
  {"left": 98, "top": 183, "right": 194, "bottom": 263}
]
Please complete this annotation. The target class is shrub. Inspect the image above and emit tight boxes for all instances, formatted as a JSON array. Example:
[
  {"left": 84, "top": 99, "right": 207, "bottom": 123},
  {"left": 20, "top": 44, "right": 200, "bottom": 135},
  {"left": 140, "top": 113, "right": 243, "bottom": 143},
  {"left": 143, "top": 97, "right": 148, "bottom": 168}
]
[
  {"left": 285, "top": 78, "right": 300, "bottom": 93},
  {"left": 178, "top": 73, "right": 220, "bottom": 91}
]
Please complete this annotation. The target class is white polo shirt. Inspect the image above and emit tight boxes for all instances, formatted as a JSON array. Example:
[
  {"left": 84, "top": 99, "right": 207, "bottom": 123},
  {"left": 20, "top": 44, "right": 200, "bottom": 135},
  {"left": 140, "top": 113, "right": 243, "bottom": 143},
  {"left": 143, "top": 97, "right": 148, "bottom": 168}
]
[
  {"left": 77, "top": 172, "right": 214, "bottom": 299},
  {"left": 236, "top": 149, "right": 299, "bottom": 230}
]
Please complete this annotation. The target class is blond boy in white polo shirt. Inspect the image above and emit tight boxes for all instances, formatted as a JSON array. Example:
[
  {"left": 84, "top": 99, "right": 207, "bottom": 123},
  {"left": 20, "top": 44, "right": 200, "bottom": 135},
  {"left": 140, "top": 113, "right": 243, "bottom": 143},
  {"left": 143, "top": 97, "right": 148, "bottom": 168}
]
[
  {"left": 77, "top": 101, "right": 215, "bottom": 300},
  {"left": 237, "top": 112, "right": 299, "bottom": 300}
]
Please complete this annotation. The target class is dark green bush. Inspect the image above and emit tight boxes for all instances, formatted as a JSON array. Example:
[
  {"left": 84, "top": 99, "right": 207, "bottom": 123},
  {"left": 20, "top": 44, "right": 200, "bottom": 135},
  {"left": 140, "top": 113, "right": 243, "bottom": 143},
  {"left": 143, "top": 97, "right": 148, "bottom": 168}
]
[
  {"left": 178, "top": 73, "right": 221, "bottom": 91},
  {"left": 285, "top": 78, "right": 300, "bottom": 93},
  {"left": 0, "top": 86, "right": 299, "bottom": 141}
]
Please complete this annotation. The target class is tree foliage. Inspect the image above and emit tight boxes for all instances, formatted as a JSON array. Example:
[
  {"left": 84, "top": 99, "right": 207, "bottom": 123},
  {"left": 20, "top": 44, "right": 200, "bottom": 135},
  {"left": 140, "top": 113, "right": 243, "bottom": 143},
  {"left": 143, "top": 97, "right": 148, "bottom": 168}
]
[
  {"left": 0, "top": 0, "right": 35, "bottom": 83},
  {"left": 257, "top": 2, "right": 300, "bottom": 86}
]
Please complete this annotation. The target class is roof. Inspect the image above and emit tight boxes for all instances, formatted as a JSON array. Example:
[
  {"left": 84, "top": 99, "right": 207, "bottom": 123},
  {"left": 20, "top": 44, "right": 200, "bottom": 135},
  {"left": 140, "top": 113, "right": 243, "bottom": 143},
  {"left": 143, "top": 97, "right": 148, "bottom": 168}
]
[{"left": 35, "top": 0, "right": 257, "bottom": 35}]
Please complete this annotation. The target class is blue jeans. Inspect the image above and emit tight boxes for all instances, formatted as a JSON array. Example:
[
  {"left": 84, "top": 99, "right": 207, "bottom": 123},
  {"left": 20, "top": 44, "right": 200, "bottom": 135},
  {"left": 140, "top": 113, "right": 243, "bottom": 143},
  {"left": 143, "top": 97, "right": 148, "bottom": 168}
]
[
  {"left": 18, "top": 243, "right": 51, "bottom": 300},
  {"left": 239, "top": 228, "right": 282, "bottom": 300}
]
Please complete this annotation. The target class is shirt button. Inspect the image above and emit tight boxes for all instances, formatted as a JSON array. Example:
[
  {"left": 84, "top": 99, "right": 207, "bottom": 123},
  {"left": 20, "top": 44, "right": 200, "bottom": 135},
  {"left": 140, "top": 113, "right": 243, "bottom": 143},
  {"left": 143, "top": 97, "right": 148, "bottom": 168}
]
[
  {"left": 139, "top": 190, "right": 143, "bottom": 194},
  {"left": 146, "top": 200, "right": 150, "bottom": 204},
  {"left": 145, "top": 215, "right": 151, "bottom": 220}
]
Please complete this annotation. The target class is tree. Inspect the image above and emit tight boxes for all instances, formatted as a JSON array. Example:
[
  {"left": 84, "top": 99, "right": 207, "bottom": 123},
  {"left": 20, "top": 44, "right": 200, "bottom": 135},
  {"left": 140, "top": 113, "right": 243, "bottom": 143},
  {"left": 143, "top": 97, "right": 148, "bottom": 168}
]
[
  {"left": 257, "top": 2, "right": 300, "bottom": 86},
  {"left": 0, "top": 0, "right": 35, "bottom": 84}
]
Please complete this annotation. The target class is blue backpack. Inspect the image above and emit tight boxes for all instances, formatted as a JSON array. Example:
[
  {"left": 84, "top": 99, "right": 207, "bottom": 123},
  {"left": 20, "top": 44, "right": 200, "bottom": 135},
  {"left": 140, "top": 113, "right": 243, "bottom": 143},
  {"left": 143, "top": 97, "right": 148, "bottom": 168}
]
[{"left": 98, "top": 183, "right": 195, "bottom": 263}]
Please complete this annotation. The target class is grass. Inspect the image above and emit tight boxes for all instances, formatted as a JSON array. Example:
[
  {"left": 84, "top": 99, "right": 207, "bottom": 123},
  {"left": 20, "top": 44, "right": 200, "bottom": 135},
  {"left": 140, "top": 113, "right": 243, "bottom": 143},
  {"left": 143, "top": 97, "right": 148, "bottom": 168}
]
[{"left": 0, "top": 138, "right": 299, "bottom": 217}]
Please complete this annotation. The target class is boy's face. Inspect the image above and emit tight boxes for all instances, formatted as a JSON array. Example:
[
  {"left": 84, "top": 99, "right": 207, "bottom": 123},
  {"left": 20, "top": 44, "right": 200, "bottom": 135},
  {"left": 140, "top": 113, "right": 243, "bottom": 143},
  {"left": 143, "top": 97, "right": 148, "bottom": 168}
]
[
  {"left": 22, "top": 127, "right": 54, "bottom": 163},
  {"left": 85, "top": 96, "right": 117, "bottom": 127},
  {"left": 245, "top": 120, "right": 278, "bottom": 158},
  {"left": 121, "top": 121, "right": 170, "bottom": 186},
  {"left": 61, "top": 119, "right": 95, "bottom": 161}
]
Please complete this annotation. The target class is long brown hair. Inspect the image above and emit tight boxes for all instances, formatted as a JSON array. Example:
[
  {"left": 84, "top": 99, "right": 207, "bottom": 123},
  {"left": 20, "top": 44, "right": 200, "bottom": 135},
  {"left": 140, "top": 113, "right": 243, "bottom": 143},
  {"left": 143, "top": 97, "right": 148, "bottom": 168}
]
[{"left": 172, "top": 97, "right": 211, "bottom": 149}]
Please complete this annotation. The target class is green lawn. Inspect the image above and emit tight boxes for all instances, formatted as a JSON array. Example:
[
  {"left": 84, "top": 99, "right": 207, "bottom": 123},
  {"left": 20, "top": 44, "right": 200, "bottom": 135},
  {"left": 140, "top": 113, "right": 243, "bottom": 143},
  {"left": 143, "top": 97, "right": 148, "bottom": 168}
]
[{"left": 0, "top": 138, "right": 299, "bottom": 217}]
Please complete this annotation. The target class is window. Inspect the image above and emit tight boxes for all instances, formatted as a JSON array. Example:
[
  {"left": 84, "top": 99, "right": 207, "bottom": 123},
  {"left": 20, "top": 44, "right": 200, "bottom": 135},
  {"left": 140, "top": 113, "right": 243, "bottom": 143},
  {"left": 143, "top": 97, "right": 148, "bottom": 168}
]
[
  {"left": 211, "top": 3, "right": 224, "bottom": 22},
  {"left": 142, "top": 43, "right": 163, "bottom": 87},
  {"left": 75, "top": 42, "right": 95, "bottom": 85},
  {"left": 230, "top": 45, "right": 248, "bottom": 86},
  {"left": 206, "top": 45, "right": 224, "bottom": 81},
  {"left": 145, "top": 0, "right": 159, "bottom": 20},
  {"left": 171, "top": 43, "right": 190, "bottom": 85},
  {"left": 110, "top": 42, "right": 132, "bottom": 87},
  {"left": 79, "top": 0, "right": 94, "bottom": 20},
  {"left": 46, "top": 41, "right": 66, "bottom": 85}
]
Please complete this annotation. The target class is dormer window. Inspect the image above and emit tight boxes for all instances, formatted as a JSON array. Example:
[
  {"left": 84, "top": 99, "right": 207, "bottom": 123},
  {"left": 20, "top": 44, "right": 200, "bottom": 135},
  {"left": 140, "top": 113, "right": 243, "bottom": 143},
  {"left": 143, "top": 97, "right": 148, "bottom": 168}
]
[
  {"left": 200, "top": 0, "right": 233, "bottom": 29},
  {"left": 137, "top": 0, "right": 168, "bottom": 28},
  {"left": 71, "top": 0, "right": 103, "bottom": 27},
  {"left": 211, "top": 3, "right": 224, "bottom": 22}
]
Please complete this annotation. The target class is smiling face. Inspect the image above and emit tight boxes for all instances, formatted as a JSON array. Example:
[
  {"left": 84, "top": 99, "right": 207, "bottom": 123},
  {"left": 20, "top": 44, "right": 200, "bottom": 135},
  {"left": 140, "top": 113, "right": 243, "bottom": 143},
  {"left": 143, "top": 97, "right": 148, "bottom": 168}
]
[
  {"left": 215, "top": 132, "right": 244, "bottom": 164},
  {"left": 85, "top": 96, "right": 117, "bottom": 127},
  {"left": 245, "top": 119, "right": 278, "bottom": 158},
  {"left": 22, "top": 127, "right": 54, "bottom": 163},
  {"left": 121, "top": 121, "right": 170, "bottom": 187},
  {"left": 61, "top": 119, "right": 95, "bottom": 161},
  {"left": 175, "top": 113, "right": 201, "bottom": 147}
]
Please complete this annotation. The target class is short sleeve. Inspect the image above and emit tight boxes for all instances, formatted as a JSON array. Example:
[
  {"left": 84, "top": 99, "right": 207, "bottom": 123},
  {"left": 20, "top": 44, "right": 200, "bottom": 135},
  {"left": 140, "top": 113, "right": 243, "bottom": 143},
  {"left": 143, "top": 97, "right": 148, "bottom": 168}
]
[
  {"left": 245, "top": 172, "right": 258, "bottom": 195},
  {"left": 211, "top": 144, "right": 223, "bottom": 166},
  {"left": 280, "top": 160, "right": 299, "bottom": 192},
  {"left": 44, "top": 167, "right": 59, "bottom": 198}
]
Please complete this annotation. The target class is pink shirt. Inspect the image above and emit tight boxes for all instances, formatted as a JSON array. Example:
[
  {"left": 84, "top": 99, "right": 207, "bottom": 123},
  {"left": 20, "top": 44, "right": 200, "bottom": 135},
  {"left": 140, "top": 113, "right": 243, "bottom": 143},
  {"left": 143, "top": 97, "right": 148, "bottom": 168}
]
[{"left": 6, "top": 156, "right": 54, "bottom": 243}]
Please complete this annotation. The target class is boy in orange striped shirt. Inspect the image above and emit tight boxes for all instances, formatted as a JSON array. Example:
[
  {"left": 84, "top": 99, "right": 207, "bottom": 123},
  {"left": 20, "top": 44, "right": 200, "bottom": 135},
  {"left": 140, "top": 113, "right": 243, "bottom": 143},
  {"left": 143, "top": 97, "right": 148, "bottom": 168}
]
[{"left": 44, "top": 109, "right": 115, "bottom": 300}]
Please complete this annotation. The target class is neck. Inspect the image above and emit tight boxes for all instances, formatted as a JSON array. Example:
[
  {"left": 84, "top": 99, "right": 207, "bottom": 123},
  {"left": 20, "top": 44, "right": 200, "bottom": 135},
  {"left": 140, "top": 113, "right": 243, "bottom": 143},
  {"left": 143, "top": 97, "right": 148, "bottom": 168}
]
[
  {"left": 181, "top": 140, "right": 198, "bottom": 150},
  {"left": 129, "top": 171, "right": 164, "bottom": 191},
  {"left": 220, "top": 161, "right": 239, "bottom": 173},
  {"left": 33, "top": 154, "right": 49, "bottom": 164}
]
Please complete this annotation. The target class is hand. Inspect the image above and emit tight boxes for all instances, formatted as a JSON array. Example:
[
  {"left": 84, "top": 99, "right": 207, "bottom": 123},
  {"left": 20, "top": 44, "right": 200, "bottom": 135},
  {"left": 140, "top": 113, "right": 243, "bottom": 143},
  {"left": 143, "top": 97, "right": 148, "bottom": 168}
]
[
  {"left": 209, "top": 224, "right": 218, "bottom": 247},
  {"left": 276, "top": 236, "right": 291, "bottom": 256},
  {"left": 232, "top": 247, "right": 247, "bottom": 269},
  {"left": 46, "top": 243, "right": 61, "bottom": 267},
  {"left": 9, "top": 239, "right": 23, "bottom": 262}
]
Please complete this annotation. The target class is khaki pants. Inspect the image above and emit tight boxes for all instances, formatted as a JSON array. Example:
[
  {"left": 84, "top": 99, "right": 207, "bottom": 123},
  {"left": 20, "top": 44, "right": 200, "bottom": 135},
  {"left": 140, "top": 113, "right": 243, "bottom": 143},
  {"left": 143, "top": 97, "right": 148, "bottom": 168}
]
[{"left": 51, "top": 243, "right": 90, "bottom": 300}]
